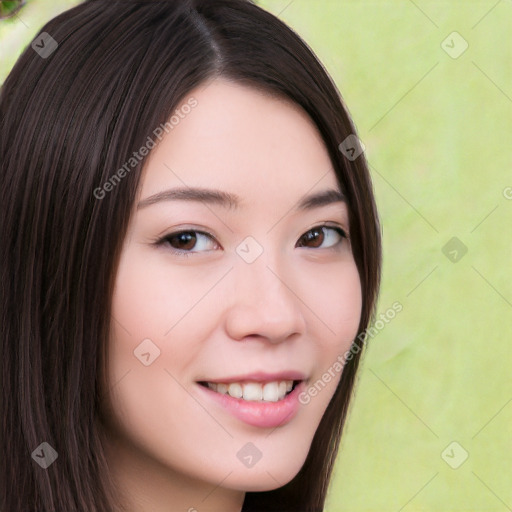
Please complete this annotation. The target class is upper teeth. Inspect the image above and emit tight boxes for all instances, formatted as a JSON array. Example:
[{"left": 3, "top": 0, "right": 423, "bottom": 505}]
[{"left": 206, "top": 380, "right": 294, "bottom": 402}]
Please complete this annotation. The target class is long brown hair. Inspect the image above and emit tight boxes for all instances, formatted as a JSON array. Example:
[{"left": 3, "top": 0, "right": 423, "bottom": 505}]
[{"left": 0, "top": 1, "right": 381, "bottom": 510}]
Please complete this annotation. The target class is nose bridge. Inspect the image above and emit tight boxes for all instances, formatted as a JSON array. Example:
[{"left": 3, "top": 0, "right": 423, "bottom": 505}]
[
  {"left": 247, "top": 230, "right": 299, "bottom": 295},
  {"left": 225, "top": 240, "right": 306, "bottom": 341},
  {"left": 241, "top": 251, "right": 288, "bottom": 305}
]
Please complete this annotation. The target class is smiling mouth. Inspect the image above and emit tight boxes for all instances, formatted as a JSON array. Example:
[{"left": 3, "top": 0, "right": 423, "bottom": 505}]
[{"left": 198, "top": 380, "right": 301, "bottom": 402}]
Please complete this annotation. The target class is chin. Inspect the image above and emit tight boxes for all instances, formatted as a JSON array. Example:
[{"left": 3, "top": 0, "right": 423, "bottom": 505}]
[{"left": 223, "top": 457, "right": 306, "bottom": 492}]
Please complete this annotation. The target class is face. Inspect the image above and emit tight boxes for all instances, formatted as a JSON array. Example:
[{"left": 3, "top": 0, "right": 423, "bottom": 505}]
[{"left": 101, "top": 78, "right": 362, "bottom": 503}]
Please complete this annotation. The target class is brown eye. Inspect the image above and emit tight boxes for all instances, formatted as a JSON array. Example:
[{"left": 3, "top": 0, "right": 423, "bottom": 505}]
[
  {"left": 156, "top": 230, "right": 219, "bottom": 257},
  {"left": 297, "top": 226, "right": 346, "bottom": 250},
  {"left": 166, "top": 231, "right": 198, "bottom": 251}
]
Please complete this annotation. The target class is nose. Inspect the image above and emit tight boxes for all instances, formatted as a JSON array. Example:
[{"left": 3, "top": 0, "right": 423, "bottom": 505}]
[{"left": 223, "top": 253, "right": 307, "bottom": 343}]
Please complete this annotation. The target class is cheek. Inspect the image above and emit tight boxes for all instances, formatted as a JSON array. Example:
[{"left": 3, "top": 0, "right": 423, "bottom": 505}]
[
  {"left": 297, "top": 258, "right": 362, "bottom": 407},
  {"left": 307, "top": 257, "right": 363, "bottom": 350},
  {"left": 106, "top": 249, "right": 210, "bottom": 408},
  {"left": 110, "top": 247, "right": 216, "bottom": 341}
]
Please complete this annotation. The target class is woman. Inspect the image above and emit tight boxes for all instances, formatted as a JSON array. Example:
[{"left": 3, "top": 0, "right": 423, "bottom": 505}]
[{"left": 0, "top": 1, "right": 381, "bottom": 510}]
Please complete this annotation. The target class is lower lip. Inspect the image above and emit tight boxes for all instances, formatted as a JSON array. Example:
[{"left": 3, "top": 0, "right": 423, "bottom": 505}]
[{"left": 197, "top": 381, "right": 305, "bottom": 428}]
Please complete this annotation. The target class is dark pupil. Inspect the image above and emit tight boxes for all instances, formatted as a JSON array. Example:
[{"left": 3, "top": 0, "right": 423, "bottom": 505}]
[
  {"left": 171, "top": 232, "right": 197, "bottom": 250},
  {"left": 303, "top": 228, "right": 323, "bottom": 248}
]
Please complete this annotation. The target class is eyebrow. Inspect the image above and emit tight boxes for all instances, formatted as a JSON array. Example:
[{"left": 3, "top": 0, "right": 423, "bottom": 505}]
[{"left": 137, "top": 186, "right": 345, "bottom": 211}]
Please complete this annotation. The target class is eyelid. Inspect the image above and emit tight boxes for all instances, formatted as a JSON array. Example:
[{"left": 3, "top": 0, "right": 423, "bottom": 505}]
[
  {"left": 154, "top": 224, "right": 216, "bottom": 240},
  {"left": 154, "top": 222, "right": 349, "bottom": 256},
  {"left": 315, "top": 221, "right": 349, "bottom": 239}
]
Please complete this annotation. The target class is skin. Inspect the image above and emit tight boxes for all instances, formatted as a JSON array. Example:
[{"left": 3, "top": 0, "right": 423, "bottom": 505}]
[{"left": 100, "top": 77, "right": 362, "bottom": 512}]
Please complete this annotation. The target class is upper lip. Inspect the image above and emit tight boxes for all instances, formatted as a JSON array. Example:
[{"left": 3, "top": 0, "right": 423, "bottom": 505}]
[{"left": 198, "top": 371, "right": 307, "bottom": 384}]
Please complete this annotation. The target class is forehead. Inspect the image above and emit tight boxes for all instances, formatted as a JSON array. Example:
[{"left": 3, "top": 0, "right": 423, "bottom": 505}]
[{"left": 138, "top": 78, "right": 340, "bottom": 207}]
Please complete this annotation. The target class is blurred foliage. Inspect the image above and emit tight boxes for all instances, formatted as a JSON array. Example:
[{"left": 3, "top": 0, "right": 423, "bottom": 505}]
[
  {"left": 0, "top": 1, "right": 26, "bottom": 20},
  {"left": 0, "top": 0, "right": 80, "bottom": 81}
]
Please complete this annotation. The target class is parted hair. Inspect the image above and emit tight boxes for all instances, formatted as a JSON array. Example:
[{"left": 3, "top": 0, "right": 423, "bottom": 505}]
[{"left": 0, "top": 1, "right": 381, "bottom": 510}]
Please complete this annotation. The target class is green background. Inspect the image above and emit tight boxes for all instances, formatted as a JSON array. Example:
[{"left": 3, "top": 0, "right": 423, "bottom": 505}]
[{"left": 1, "top": 1, "right": 511, "bottom": 510}]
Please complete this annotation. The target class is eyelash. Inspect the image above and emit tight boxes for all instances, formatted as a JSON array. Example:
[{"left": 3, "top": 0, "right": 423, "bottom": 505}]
[{"left": 154, "top": 223, "right": 348, "bottom": 258}]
